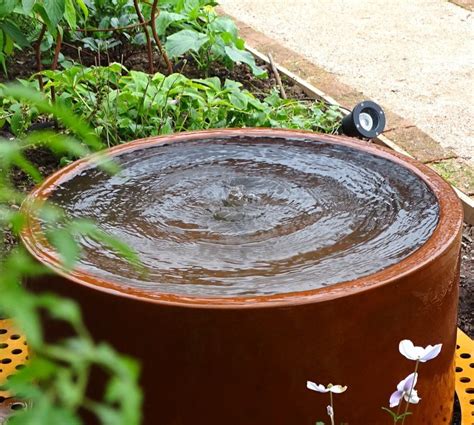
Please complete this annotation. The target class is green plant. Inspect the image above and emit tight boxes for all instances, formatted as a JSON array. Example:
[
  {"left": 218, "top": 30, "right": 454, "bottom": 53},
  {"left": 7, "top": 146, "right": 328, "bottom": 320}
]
[
  {"left": 74, "top": 0, "right": 137, "bottom": 43},
  {"left": 0, "top": 79, "right": 39, "bottom": 136},
  {"left": 71, "top": 0, "right": 138, "bottom": 60},
  {"left": 0, "top": 1, "right": 31, "bottom": 74},
  {"left": 161, "top": 1, "right": 265, "bottom": 76},
  {"left": 0, "top": 64, "right": 341, "bottom": 144},
  {"left": 0, "top": 0, "right": 89, "bottom": 90},
  {"left": 70, "top": 0, "right": 174, "bottom": 75},
  {"left": 1, "top": 0, "right": 267, "bottom": 83},
  {"left": 0, "top": 84, "right": 142, "bottom": 424},
  {"left": 74, "top": 0, "right": 266, "bottom": 76}
]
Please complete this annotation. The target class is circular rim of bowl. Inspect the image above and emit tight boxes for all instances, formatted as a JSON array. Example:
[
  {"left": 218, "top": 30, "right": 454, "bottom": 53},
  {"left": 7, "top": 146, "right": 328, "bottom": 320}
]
[{"left": 20, "top": 128, "right": 464, "bottom": 309}]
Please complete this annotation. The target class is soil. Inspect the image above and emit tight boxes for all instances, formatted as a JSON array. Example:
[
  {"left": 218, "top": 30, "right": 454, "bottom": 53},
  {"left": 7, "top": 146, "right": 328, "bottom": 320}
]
[
  {"left": 452, "top": 394, "right": 461, "bottom": 425},
  {"left": 1, "top": 43, "right": 472, "bottom": 425},
  {"left": 0, "top": 44, "right": 307, "bottom": 102}
]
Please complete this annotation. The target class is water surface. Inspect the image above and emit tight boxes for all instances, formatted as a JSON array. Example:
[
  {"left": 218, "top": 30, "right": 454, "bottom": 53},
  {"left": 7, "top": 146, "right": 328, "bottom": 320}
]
[{"left": 48, "top": 136, "right": 439, "bottom": 296}]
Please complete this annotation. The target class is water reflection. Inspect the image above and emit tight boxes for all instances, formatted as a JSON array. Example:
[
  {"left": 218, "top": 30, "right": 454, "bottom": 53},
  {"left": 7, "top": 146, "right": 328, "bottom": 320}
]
[{"left": 48, "top": 137, "right": 439, "bottom": 296}]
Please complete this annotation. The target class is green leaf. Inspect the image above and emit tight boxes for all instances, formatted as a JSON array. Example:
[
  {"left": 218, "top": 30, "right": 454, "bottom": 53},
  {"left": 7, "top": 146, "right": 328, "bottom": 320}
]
[
  {"left": 23, "top": 131, "right": 91, "bottom": 159},
  {"left": 48, "top": 228, "right": 81, "bottom": 269},
  {"left": 74, "top": 0, "right": 88, "bottom": 18},
  {"left": 0, "top": 20, "right": 29, "bottom": 47},
  {"left": 0, "top": 141, "right": 42, "bottom": 182},
  {"left": 10, "top": 109, "right": 23, "bottom": 134},
  {"left": 8, "top": 401, "right": 82, "bottom": 425},
  {"left": 229, "top": 92, "right": 248, "bottom": 110},
  {"left": 55, "top": 368, "right": 83, "bottom": 409},
  {"left": 210, "top": 16, "right": 238, "bottom": 40},
  {"left": 4, "top": 32, "right": 13, "bottom": 54},
  {"left": 155, "top": 11, "right": 186, "bottom": 36},
  {"left": 1, "top": 84, "right": 105, "bottom": 152},
  {"left": 195, "top": 76, "right": 221, "bottom": 91},
  {"left": 44, "top": 0, "right": 66, "bottom": 29},
  {"left": 224, "top": 45, "right": 266, "bottom": 77},
  {"left": 21, "top": 0, "right": 35, "bottom": 14},
  {"left": 164, "top": 29, "right": 209, "bottom": 58},
  {"left": 33, "top": 3, "right": 54, "bottom": 32},
  {"left": 64, "top": 0, "right": 77, "bottom": 29},
  {"left": 0, "top": 0, "right": 17, "bottom": 18},
  {"left": 37, "top": 294, "right": 82, "bottom": 325},
  {"left": 67, "top": 219, "right": 142, "bottom": 271},
  {"left": 0, "top": 30, "right": 5, "bottom": 75}
]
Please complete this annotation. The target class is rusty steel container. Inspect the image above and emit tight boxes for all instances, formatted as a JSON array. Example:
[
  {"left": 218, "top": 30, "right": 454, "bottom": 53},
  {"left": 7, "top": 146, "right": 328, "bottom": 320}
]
[{"left": 21, "top": 129, "right": 463, "bottom": 424}]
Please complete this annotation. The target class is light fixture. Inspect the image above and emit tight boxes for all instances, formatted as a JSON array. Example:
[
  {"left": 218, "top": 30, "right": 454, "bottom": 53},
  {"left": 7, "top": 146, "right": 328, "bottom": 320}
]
[{"left": 341, "top": 101, "right": 386, "bottom": 139}]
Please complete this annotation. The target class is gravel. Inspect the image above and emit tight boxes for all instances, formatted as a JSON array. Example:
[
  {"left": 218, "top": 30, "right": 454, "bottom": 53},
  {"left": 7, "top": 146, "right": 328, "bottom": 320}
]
[{"left": 219, "top": 0, "right": 474, "bottom": 166}]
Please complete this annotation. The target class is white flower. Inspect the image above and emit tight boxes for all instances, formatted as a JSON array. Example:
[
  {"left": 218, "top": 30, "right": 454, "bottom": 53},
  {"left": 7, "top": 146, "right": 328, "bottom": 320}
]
[
  {"left": 399, "top": 340, "right": 442, "bottom": 362},
  {"left": 326, "top": 405, "right": 334, "bottom": 418},
  {"left": 389, "top": 373, "right": 421, "bottom": 407},
  {"left": 306, "top": 381, "right": 348, "bottom": 393}
]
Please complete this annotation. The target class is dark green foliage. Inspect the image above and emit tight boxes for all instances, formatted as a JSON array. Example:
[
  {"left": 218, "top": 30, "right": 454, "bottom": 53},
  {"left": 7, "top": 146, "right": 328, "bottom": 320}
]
[
  {"left": 0, "top": 85, "right": 142, "bottom": 424},
  {"left": 1, "top": 64, "right": 342, "bottom": 144},
  {"left": 159, "top": 1, "right": 265, "bottom": 76}
]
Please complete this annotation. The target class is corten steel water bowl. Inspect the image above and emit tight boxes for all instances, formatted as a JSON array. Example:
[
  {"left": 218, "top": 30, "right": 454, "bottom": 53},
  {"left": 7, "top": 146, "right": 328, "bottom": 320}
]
[{"left": 21, "top": 129, "right": 463, "bottom": 424}]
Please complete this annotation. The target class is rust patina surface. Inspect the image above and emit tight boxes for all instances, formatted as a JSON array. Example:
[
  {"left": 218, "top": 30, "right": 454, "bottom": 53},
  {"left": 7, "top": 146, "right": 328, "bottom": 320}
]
[{"left": 21, "top": 129, "right": 463, "bottom": 424}]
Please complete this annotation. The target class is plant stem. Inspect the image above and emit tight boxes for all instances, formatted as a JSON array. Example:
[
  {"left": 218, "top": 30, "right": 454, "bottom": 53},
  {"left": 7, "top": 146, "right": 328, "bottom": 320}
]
[
  {"left": 51, "top": 32, "right": 62, "bottom": 71},
  {"left": 150, "top": 0, "right": 173, "bottom": 75},
  {"left": 268, "top": 53, "right": 287, "bottom": 99},
  {"left": 401, "top": 360, "right": 419, "bottom": 425},
  {"left": 50, "top": 31, "right": 63, "bottom": 106},
  {"left": 329, "top": 392, "right": 335, "bottom": 425},
  {"left": 395, "top": 393, "right": 403, "bottom": 421},
  {"left": 35, "top": 24, "right": 47, "bottom": 91},
  {"left": 133, "top": 0, "right": 154, "bottom": 74}
]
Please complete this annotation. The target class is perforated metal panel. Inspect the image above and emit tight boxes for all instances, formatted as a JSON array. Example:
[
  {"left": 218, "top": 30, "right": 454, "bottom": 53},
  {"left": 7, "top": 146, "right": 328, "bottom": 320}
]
[
  {"left": 0, "top": 319, "right": 29, "bottom": 399},
  {"left": 456, "top": 328, "right": 474, "bottom": 425},
  {"left": 0, "top": 319, "right": 30, "bottom": 424}
]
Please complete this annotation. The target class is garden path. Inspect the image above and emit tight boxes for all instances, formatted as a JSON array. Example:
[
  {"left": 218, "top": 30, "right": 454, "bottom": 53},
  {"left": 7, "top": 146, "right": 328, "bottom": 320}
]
[{"left": 219, "top": 0, "right": 474, "bottom": 167}]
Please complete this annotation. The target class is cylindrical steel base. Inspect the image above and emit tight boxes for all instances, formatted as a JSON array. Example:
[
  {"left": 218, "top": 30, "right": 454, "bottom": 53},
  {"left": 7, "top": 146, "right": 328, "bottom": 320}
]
[{"left": 22, "top": 130, "right": 463, "bottom": 424}]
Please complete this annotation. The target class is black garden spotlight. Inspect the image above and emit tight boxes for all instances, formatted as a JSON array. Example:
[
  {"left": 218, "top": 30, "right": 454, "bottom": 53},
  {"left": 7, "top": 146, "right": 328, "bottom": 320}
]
[{"left": 341, "top": 100, "right": 386, "bottom": 139}]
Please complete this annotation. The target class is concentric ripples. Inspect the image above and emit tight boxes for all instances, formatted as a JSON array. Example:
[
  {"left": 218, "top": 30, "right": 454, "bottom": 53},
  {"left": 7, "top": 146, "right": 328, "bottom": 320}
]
[{"left": 47, "top": 136, "right": 439, "bottom": 296}]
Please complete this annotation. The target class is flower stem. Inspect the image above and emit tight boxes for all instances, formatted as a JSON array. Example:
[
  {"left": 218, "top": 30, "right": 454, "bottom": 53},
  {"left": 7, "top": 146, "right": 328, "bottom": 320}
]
[
  {"left": 329, "top": 392, "right": 335, "bottom": 425},
  {"left": 401, "top": 360, "right": 419, "bottom": 425},
  {"left": 395, "top": 397, "right": 402, "bottom": 422}
]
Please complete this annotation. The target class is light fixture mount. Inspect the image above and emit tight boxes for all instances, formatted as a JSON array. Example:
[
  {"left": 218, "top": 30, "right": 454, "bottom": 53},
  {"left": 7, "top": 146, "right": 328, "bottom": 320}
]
[{"left": 341, "top": 101, "right": 386, "bottom": 139}]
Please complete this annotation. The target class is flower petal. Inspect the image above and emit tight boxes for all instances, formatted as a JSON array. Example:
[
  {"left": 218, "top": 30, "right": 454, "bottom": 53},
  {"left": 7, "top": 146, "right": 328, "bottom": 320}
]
[
  {"left": 402, "top": 372, "right": 418, "bottom": 392},
  {"left": 420, "top": 344, "right": 442, "bottom": 362},
  {"left": 390, "top": 390, "right": 403, "bottom": 408},
  {"left": 327, "top": 405, "right": 334, "bottom": 417},
  {"left": 329, "top": 385, "right": 348, "bottom": 393},
  {"left": 396, "top": 372, "right": 417, "bottom": 391},
  {"left": 307, "top": 381, "right": 328, "bottom": 393},
  {"left": 399, "top": 339, "right": 417, "bottom": 360},
  {"left": 404, "top": 388, "right": 421, "bottom": 405}
]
